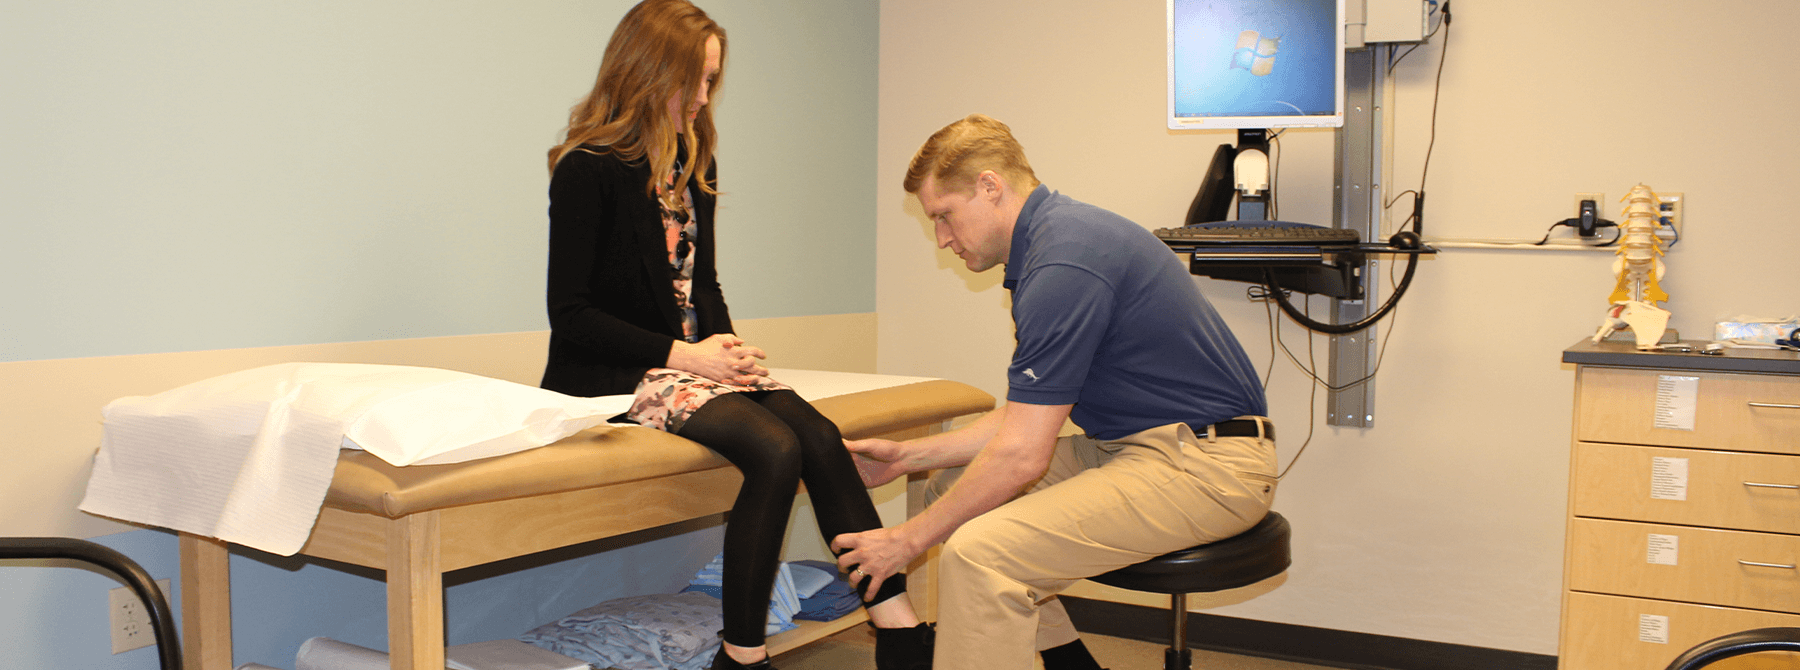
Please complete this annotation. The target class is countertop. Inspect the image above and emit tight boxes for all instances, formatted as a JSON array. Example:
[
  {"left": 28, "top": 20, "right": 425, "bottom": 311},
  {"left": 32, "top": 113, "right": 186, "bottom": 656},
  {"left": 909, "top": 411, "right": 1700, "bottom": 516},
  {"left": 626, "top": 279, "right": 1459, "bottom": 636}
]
[{"left": 1563, "top": 338, "right": 1800, "bottom": 375}]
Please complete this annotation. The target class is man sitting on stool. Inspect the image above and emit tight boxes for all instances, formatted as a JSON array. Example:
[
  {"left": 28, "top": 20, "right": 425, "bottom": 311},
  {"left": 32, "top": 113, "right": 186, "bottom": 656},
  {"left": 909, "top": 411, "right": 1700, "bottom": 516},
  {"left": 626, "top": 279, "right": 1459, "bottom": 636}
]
[{"left": 832, "top": 114, "right": 1279, "bottom": 670}]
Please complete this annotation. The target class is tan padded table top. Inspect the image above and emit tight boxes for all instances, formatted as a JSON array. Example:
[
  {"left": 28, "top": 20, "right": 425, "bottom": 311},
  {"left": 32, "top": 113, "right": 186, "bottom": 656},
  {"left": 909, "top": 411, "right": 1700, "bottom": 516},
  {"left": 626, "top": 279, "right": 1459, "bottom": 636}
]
[{"left": 322, "top": 379, "right": 997, "bottom": 518}]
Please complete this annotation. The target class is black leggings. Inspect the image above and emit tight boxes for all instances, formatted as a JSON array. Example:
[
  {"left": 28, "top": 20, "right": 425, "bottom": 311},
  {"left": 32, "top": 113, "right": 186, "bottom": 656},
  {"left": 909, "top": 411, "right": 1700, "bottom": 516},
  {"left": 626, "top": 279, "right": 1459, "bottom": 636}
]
[{"left": 677, "top": 389, "right": 908, "bottom": 647}]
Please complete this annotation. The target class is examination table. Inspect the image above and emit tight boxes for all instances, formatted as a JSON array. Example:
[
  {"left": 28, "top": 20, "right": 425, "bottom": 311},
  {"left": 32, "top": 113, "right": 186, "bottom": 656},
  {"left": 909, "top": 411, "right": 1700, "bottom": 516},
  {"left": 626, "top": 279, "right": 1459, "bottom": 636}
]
[{"left": 174, "top": 376, "right": 994, "bottom": 670}]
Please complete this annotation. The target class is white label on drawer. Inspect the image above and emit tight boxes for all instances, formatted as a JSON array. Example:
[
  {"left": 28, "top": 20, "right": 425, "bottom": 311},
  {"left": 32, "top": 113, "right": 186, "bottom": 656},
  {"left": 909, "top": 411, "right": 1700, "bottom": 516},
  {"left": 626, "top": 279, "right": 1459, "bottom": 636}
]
[
  {"left": 1650, "top": 457, "right": 1689, "bottom": 500},
  {"left": 1639, "top": 614, "right": 1670, "bottom": 644},
  {"left": 1646, "top": 533, "right": 1679, "bottom": 565},
  {"left": 1653, "top": 375, "right": 1700, "bottom": 431}
]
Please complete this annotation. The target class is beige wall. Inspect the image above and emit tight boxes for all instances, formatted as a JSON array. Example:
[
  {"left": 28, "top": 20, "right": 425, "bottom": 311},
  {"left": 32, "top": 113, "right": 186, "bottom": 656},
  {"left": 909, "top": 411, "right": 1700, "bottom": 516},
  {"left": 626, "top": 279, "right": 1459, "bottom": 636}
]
[
  {"left": 877, "top": 0, "right": 1799, "bottom": 656},
  {"left": 2, "top": 313, "right": 874, "bottom": 540}
]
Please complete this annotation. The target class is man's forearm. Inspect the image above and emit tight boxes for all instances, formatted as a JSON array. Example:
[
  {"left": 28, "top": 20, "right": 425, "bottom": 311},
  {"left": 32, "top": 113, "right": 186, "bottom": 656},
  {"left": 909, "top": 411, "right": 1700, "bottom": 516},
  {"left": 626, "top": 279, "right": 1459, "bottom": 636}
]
[
  {"left": 896, "top": 403, "right": 1011, "bottom": 473},
  {"left": 898, "top": 435, "right": 1050, "bottom": 549},
  {"left": 896, "top": 401, "right": 1072, "bottom": 549}
]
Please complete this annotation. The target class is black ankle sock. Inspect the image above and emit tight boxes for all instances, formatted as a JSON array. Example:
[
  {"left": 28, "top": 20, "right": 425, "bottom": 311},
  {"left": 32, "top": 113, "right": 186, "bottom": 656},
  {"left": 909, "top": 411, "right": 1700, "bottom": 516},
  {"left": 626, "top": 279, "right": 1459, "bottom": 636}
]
[
  {"left": 864, "top": 571, "right": 908, "bottom": 607},
  {"left": 874, "top": 622, "right": 934, "bottom": 670},
  {"left": 711, "top": 646, "right": 774, "bottom": 670},
  {"left": 837, "top": 547, "right": 909, "bottom": 606},
  {"left": 1040, "top": 638, "right": 1105, "bottom": 670}
]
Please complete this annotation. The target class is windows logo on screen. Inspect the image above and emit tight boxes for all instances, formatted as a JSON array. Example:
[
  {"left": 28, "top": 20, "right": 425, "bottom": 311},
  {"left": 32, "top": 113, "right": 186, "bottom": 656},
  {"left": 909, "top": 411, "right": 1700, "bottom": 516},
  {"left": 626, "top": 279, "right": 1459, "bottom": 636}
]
[{"left": 1229, "top": 30, "right": 1280, "bottom": 77}]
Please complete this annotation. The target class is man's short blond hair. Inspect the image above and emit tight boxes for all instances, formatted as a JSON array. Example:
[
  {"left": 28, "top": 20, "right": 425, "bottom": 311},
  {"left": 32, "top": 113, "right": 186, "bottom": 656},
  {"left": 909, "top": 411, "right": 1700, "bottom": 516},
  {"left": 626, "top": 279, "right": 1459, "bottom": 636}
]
[{"left": 903, "top": 114, "right": 1040, "bottom": 196}]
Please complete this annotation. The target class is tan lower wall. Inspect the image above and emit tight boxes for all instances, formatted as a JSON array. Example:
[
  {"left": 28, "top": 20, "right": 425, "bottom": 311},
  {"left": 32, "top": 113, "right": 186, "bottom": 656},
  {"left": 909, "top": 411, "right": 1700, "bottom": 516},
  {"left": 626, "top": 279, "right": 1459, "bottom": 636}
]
[{"left": 1, "top": 312, "right": 876, "bottom": 539}]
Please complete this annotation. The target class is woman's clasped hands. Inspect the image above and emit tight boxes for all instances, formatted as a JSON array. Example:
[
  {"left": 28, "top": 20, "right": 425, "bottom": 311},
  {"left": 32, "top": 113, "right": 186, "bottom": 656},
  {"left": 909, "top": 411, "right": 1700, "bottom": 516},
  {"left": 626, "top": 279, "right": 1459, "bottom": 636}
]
[{"left": 672, "top": 333, "right": 768, "bottom": 384}]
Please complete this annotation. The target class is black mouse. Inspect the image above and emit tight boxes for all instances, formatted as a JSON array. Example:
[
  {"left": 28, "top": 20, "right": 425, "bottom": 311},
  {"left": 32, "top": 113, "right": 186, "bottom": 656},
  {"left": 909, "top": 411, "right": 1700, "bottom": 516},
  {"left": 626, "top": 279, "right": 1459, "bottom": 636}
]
[{"left": 1388, "top": 230, "right": 1421, "bottom": 250}]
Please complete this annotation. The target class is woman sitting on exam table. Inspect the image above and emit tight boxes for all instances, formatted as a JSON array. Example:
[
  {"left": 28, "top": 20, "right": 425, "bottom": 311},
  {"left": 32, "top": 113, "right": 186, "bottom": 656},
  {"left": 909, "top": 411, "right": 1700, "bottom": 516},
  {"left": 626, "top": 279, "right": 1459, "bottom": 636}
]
[{"left": 538, "top": 2, "right": 932, "bottom": 670}]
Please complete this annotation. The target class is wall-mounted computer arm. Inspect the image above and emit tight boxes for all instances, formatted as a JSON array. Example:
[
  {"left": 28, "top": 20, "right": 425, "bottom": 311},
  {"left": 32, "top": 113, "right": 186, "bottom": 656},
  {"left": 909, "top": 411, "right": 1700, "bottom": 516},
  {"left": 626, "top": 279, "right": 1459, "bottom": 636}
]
[{"left": 1232, "top": 129, "right": 1272, "bottom": 221}]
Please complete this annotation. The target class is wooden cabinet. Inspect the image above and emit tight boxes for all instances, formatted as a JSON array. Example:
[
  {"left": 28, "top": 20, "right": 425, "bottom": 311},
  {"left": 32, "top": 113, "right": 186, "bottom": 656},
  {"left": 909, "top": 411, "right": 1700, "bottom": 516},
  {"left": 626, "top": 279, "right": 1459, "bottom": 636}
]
[{"left": 1561, "top": 343, "right": 1800, "bottom": 670}]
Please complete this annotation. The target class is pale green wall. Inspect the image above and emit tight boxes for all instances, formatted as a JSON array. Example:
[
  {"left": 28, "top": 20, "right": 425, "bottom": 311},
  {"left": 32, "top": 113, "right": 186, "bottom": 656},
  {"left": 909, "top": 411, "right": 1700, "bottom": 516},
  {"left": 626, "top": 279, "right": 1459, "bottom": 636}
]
[
  {"left": 1, "top": 0, "right": 876, "bottom": 363},
  {"left": 0, "top": 2, "right": 876, "bottom": 667}
]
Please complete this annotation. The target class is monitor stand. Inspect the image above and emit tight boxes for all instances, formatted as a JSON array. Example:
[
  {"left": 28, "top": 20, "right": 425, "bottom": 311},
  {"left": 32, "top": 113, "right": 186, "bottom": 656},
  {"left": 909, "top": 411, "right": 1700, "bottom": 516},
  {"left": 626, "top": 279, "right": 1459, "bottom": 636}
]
[
  {"left": 1231, "top": 128, "right": 1271, "bottom": 221},
  {"left": 1182, "top": 128, "right": 1274, "bottom": 226}
]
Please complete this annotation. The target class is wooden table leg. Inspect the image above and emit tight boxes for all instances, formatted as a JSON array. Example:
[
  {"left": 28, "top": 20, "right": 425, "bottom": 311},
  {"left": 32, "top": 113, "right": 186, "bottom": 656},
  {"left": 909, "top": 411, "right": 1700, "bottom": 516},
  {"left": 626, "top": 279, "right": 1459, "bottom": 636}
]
[
  {"left": 905, "top": 473, "right": 938, "bottom": 621},
  {"left": 179, "top": 532, "right": 233, "bottom": 670},
  {"left": 386, "top": 511, "right": 445, "bottom": 670}
]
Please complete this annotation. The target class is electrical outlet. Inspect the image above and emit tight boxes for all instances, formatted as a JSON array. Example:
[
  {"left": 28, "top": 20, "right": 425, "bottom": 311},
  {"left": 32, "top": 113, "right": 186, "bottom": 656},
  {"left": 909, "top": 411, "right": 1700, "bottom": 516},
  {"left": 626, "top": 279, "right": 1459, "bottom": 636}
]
[
  {"left": 1570, "top": 192, "right": 1605, "bottom": 237},
  {"left": 1656, "top": 191, "right": 1684, "bottom": 242},
  {"left": 1574, "top": 192, "right": 1605, "bottom": 219},
  {"left": 109, "top": 579, "right": 171, "bottom": 654}
]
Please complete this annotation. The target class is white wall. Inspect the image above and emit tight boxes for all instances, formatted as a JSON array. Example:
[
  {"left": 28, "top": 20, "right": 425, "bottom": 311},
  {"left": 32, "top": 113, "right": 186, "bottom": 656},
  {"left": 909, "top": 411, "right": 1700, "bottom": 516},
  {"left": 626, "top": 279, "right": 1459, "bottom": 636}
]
[{"left": 876, "top": 0, "right": 1800, "bottom": 656}]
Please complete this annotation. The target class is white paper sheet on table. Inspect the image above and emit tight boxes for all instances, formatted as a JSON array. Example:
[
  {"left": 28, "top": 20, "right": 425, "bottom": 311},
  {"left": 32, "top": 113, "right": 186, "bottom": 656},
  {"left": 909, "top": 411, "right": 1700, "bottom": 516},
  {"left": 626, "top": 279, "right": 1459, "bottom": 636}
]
[
  {"left": 82, "top": 363, "right": 632, "bottom": 555},
  {"left": 79, "top": 363, "right": 936, "bottom": 557}
]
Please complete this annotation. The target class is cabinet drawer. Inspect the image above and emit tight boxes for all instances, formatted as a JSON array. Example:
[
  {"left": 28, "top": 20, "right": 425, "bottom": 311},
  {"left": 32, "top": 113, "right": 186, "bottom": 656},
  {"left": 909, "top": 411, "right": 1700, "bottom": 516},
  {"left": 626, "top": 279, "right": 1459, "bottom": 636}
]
[
  {"left": 1576, "top": 367, "right": 1800, "bottom": 454},
  {"left": 1573, "top": 442, "right": 1800, "bottom": 534},
  {"left": 1568, "top": 518, "right": 1800, "bottom": 612},
  {"left": 1561, "top": 591, "right": 1800, "bottom": 670}
]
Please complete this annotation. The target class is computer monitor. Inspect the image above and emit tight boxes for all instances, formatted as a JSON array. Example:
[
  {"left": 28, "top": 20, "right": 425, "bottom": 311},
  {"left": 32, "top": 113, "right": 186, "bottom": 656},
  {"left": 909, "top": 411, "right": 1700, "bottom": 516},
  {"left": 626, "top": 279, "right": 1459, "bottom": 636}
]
[
  {"left": 1170, "top": 0, "right": 1344, "bottom": 220},
  {"left": 1167, "top": 0, "right": 1345, "bottom": 131}
]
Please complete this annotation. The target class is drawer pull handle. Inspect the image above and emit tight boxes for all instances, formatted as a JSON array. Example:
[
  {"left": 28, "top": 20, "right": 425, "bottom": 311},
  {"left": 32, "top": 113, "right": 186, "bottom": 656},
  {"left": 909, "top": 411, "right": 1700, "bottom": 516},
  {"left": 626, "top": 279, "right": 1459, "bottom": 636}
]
[
  {"left": 1738, "top": 560, "right": 1798, "bottom": 569},
  {"left": 1746, "top": 402, "right": 1800, "bottom": 409},
  {"left": 1744, "top": 481, "right": 1800, "bottom": 490}
]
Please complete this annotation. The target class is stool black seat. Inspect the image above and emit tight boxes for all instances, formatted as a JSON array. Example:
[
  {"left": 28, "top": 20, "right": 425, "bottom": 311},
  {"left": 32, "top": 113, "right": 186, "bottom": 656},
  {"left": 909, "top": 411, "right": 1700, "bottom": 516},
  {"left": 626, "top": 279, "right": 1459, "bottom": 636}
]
[{"left": 1088, "top": 511, "right": 1291, "bottom": 670}]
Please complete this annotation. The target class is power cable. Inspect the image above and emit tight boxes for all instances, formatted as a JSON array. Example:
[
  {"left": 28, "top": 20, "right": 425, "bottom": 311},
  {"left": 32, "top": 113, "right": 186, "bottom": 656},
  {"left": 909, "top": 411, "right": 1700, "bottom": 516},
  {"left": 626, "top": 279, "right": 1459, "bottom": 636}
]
[{"left": 1271, "top": 3, "right": 1448, "bottom": 335}]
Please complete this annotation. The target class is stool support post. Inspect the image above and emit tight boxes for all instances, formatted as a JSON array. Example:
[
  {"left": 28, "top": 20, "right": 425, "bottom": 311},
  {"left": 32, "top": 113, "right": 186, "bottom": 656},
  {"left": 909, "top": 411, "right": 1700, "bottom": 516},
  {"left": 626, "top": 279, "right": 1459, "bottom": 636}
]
[
  {"left": 1165, "top": 648, "right": 1192, "bottom": 670},
  {"left": 1167, "top": 593, "right": 1191, "bottom": 670}
]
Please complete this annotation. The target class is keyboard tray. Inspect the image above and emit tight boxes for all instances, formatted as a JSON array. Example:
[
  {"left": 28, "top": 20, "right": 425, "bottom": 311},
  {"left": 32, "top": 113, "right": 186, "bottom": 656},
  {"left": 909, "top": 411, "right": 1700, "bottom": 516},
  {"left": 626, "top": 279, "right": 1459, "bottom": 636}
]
[{"left": 1154, "top": 221, "right": 1360, "bottom": 246}]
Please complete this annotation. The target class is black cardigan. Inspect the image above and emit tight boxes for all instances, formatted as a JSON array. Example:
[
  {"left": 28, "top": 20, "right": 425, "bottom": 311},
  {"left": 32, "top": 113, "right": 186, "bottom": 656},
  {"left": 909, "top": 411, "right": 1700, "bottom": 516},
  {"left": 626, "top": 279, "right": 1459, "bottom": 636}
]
[{"left": 540, "top": 146, "right": 734, "bottom": 397}]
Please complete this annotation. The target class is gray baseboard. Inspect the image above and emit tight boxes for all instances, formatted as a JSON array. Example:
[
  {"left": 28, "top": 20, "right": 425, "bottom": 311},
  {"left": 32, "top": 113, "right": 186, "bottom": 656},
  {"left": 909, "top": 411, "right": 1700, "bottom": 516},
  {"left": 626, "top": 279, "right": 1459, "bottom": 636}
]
[{"left": 1061, "top": 597, "right": 1556, "bottom": 670}]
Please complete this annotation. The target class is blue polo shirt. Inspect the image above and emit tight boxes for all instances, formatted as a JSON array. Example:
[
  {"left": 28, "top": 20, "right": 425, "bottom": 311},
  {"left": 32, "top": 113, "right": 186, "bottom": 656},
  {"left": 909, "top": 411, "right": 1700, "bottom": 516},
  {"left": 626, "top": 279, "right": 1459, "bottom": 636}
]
[{"left": 1002, "top": 185, "right": 1266, "bottom": 440}]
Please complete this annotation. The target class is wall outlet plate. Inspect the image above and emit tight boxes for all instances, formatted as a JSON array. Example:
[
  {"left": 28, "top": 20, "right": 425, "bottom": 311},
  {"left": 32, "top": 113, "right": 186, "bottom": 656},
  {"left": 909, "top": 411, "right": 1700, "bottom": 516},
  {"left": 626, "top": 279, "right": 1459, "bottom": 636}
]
[
  {"left": 109, "top": 579, "right": 171, "bottom": 654},
  {"left": 1656, "top": 191, "right": 1684, "bottom": 241}
]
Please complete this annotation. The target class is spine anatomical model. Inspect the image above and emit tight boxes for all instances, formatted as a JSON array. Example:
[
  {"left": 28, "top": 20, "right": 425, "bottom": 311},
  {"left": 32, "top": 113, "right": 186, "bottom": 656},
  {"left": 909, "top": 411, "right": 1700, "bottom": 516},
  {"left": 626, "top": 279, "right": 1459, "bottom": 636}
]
[
  {"left": 1610, "top": 184, "right": 1669, "bottom": 305},
  {"left": 1592, "top": 184, "right": 1672, "bottom": 349}
]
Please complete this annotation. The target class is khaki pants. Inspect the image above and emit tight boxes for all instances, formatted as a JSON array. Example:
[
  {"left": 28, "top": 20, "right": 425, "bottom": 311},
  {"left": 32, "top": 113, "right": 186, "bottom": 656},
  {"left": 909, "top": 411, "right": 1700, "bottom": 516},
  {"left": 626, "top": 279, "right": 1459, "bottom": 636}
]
[{"left": 925, "top": 420, "right": 1277, "bottom": 670}]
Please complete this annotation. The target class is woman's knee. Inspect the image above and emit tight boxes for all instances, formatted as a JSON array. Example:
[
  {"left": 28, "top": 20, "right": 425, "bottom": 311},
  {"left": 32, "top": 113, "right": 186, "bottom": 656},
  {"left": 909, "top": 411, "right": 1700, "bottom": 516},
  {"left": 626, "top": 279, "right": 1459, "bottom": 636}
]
[
  {"left": 764, "top": 392, "right": 842, "bottom": 440},
  {"left": 741, "top": 430, "right": 803, "bottom": 480},
  {"left": 684, "top": 395, "right": 804, "bottom": 477},
  {"left": 794, "top": 416, "right": 843, "bottom": 450},
  {"left": 760, "top": 393, "right": 847, "bottom": 462}
]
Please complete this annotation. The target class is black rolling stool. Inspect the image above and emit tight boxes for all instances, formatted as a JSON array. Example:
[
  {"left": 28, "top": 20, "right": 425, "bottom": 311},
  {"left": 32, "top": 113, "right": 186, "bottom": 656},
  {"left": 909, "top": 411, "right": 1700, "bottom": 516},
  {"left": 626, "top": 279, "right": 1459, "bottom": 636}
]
[
  {"left": 0, "top": 537, "right": 182, "bottom": 670},
  {"left": 1087, "top": 512, "right": 1292, "bottom": 670},
  {"left": 1663, "top": 627, "right": 1800, "bottom": 670}
]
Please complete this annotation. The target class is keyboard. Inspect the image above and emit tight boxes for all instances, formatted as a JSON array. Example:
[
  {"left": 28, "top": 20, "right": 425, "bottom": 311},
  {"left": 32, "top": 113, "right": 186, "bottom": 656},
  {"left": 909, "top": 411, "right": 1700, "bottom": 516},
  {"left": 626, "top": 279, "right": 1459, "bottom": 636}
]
[{"left": 1154, "top": 222, "right": 1361, "bottom": 246}]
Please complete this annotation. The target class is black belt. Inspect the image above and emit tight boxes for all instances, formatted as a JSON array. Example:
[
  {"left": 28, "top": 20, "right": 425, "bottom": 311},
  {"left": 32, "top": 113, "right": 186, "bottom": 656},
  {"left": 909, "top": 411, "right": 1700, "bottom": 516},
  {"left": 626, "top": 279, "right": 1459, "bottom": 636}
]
[{"left": 1201, "top": 418, "right": 1274, "bottom": 441}]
